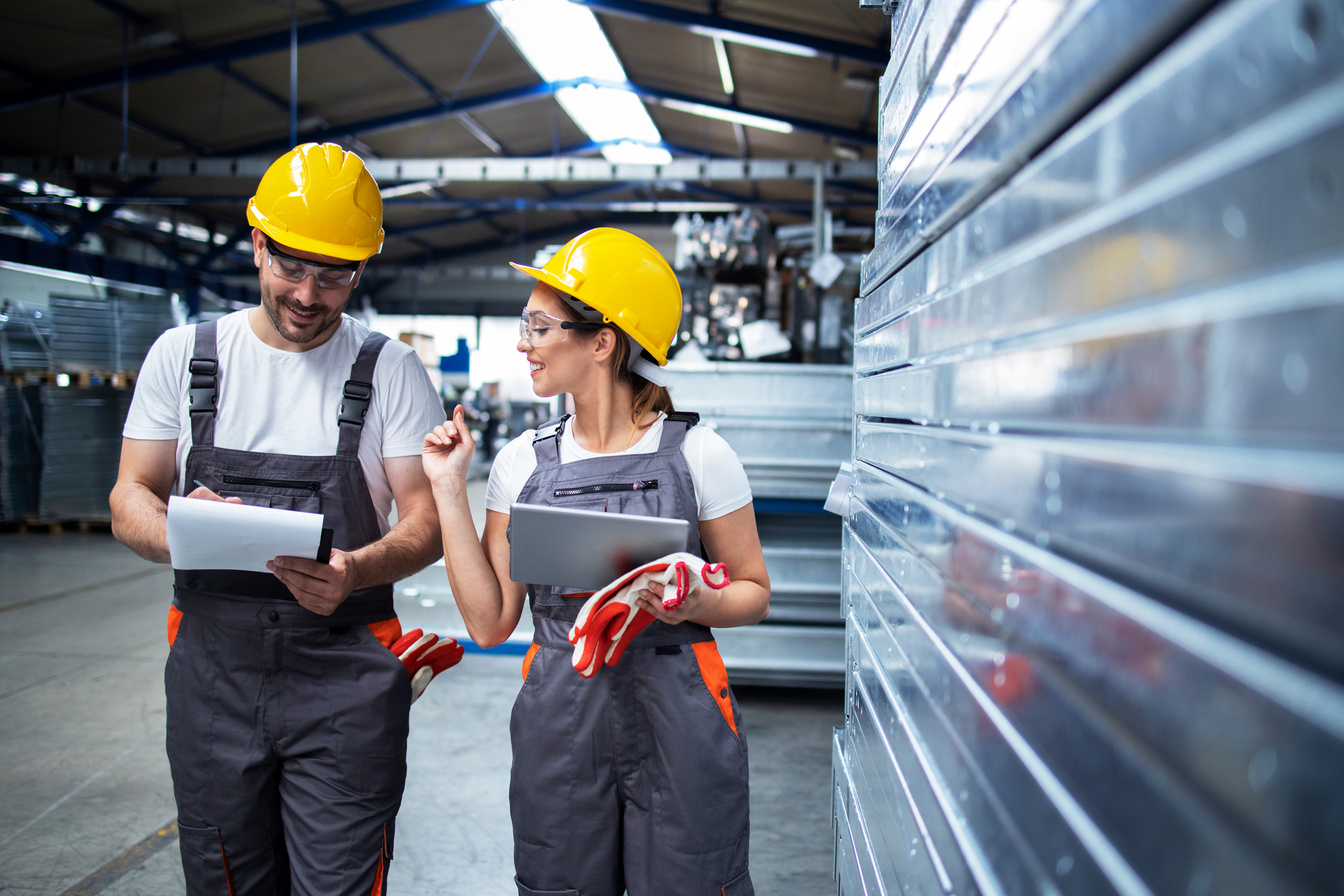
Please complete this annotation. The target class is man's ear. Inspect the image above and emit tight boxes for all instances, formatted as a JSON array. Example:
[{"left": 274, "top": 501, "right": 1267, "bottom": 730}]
[{"left": 251, "top": 228, "right": 266, "bottom": 269}]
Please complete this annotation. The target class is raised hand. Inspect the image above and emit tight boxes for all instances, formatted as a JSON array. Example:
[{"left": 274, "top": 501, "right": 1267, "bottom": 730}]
[{"left": 421, "top": 404, "right": 476, "bottom": 498}]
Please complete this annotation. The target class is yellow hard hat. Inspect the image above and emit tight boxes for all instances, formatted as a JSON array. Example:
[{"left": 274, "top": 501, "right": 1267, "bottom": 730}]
[
  {"left": 509, "top": 228, "right": 682, "bottom": 366},
  {"left": 246, "top": 143, "right": 384, "bottom": 261}
]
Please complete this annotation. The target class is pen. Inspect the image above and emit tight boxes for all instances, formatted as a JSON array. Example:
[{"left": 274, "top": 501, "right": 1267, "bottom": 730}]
[{"left": 193, "top": 479, "right": 209, "bottom": 492}]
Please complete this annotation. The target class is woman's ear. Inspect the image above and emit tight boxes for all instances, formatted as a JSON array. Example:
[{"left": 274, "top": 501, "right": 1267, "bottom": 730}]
[{"left": 591, "top": 326, "right": 618, "bottom": 362}]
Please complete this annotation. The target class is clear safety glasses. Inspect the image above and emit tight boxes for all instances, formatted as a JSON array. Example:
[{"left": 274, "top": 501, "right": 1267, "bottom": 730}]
[
  {"left": 519, "top": 309, "right": 603, "bottom": 346},
  {"left": 265, "top": 238, "right": 361, "bottom": 290}
]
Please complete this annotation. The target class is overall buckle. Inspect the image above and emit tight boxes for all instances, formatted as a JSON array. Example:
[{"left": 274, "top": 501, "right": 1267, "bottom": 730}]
[{"left": 338, "top": 381, "right": 373, "bottom": 425}]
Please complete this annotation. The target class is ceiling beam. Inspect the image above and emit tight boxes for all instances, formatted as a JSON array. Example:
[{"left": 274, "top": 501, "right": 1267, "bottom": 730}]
[
  {"left": 0, "top": 0, "right": 494, "bottom": 114},
  {"left": 0, "top": 0, "right": 885, "bottom": 115},
  {"left": 1, "top": 156, "right": 876, "bottom": 183},
  {"left": 575, "top": 0, "right": 887, "bottom": 68}
]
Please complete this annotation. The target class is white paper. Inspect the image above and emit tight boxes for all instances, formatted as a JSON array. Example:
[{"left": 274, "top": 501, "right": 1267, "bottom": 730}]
[{"left": 167, "top": 496, "right": 325, "bottom": 572}]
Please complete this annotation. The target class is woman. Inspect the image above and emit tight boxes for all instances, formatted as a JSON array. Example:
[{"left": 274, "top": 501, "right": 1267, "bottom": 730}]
[{"left": 422, "top": 227, "right": 769, "bottom": 896}]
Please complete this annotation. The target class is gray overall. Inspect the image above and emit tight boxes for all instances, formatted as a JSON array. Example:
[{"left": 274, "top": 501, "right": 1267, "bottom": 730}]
[
  {"left": 165, "top": 320, "right": 410, "bottom": 896},
  {"left": 508, "top": 414, "right": 754, "bottom": 896}
]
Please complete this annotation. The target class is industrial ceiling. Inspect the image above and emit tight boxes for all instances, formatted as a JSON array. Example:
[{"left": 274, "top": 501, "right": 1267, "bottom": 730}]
[{"left": 0, "top": 0, "right": 888, "bottom": 312}]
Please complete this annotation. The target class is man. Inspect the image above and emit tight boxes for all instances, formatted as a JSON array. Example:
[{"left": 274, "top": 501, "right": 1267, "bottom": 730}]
[{"left": 110, "top": 143, "right": 448, "bottom": 895}]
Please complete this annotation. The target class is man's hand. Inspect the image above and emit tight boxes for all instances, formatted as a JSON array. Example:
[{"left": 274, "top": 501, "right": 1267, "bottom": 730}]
[
  {"left": 268, "top": 549, "right": 359, "bottom": 615},
  {"left": 186, "top": 483, "right": 242, "bottom": 504}
]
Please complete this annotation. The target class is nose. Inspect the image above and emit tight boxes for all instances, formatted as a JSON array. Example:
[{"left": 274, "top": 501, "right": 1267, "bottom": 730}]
[
  {"left": 517, "top": 335, "right": 530, "bottom": 352},
  {"left": 291, "top": 274, "right": 320, "bottom": 304}
]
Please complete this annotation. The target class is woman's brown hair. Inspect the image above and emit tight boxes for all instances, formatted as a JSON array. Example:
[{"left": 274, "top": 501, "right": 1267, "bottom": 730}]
[{"left": 556, "top": 291, "right": 675, "bottom": 424}]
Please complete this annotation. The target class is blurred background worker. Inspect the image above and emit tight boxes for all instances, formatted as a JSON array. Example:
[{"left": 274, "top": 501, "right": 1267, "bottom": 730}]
[
  {"left": 422, "top": 228, "right": 771, "bottom": 896},
  {"left": 109, "top": 143, "right": 448, "bottom": 895}
]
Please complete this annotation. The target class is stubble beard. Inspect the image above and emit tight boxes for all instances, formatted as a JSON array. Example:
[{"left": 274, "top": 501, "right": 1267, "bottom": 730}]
[{"left": 259, "top": 278, "right": 349, "bottom": 345}]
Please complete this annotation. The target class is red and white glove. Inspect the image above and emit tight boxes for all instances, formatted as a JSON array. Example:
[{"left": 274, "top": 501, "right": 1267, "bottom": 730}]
[
  {"left": 391, "top": 628, "right": 465, "bottom": 702},
  {"left": 568, "top": 552, "right": 730, "bottom": 678}
]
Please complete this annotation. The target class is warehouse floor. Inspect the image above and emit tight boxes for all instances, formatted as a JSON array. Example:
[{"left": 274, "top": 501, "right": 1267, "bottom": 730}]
[{"left": 0, "top": 479, "right": 843, "bottom": 896}]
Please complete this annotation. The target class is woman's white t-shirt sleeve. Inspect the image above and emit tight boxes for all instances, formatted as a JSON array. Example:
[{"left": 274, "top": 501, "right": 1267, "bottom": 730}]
[
  {"left": 686, "top": 426, "right": 752, "bottom": 520},
  {"left": 484, "top": 432, "right": 536, "bottom": 514},
  {"left": 483, "top": 422, "right": 751, "bottom": 521}
]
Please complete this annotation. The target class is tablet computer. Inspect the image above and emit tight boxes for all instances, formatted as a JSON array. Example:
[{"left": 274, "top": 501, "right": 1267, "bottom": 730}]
[{"left": 508, "top": 503, "right": 690, "bottom": 590}]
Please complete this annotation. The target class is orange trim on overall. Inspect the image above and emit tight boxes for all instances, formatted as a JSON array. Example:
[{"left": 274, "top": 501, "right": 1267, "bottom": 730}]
[
  {"left": 218, "top": 830, "right": 237, "bottom": 896},
  {"left": 367, "top": 618, "right": 403, "bottom": 650},
  {"left": 369, "top": 825, "right": 387, "bottom": 896},
  {"left": 166, "top": 605, "right": 183, "bottom": 647},
  {"left": 691, "top": 641, "right": 738, "bottom": 737},
  {"left": 521, "top": 643, "right": 540, "bottom": 680}
]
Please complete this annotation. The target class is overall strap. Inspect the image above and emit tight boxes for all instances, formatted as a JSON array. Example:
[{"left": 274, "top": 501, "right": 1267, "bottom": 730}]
[
  {"left": 656, "top": 410, "right": 700, "bottom": 453},
  {"left": 188, "top": 320, "right": 219, "bottom": 447},
  {"left": 336, "top": 331, "right": 389, "bottom": 457},
  {"left": 530, "top": 415, "right": 569, "bottom": 467}
]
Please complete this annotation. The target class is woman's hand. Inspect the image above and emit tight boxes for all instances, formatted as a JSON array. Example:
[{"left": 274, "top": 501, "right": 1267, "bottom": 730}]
[
  {"left": 421, "top": 404, "right": 476, "bottom": 498},
  {"left": 636, "top": 578, "right": 705, "bottom": 626}
]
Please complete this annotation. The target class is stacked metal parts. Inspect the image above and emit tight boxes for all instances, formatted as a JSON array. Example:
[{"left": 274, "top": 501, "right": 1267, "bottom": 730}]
[
  {"left": 0, "top": 294, "right": 165, "bottom": 522},
  {"left": 0, "top": 384, "right": 42, "bottom": 521},
  {"left": 663, "top": 363, "right": 851, "bottom": 686},
  {"left": 0, "top": 301, "right": 55, "bottom": 371},
  {"left": 48, "top": 294, "right": 173, "bottom": 372},
  {"left": 836, "top": 1, "right": 1343, "bottom": 895},
  {"left": 37, "top": 387, "right": 133, "bottom": 522}
]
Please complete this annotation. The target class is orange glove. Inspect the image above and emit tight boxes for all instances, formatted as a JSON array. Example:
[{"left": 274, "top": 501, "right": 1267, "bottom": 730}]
[
  {"left": 391, "top": 628, "right": 465, "bottom": 702},
  {"left": 568, "top": 553, "right": 730, "bottom": 678}
]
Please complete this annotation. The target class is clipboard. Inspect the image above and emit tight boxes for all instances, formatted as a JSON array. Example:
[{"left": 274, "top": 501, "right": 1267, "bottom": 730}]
[{"left": 508, "top": 503, "right": 690, "bottom": 590}]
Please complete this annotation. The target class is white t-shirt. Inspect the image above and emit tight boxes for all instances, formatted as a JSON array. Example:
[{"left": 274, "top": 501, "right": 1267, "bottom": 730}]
[
  {"left": 485, "top": 412, "right": 753, "bottom": 521},
  {"left": 123, "top": 309, "right": 446, "bottom": 534}
]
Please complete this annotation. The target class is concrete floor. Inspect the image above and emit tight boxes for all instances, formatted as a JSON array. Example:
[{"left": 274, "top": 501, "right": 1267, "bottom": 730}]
[{"left": 0, "top": 479, "right": 843, "bottom": 895}]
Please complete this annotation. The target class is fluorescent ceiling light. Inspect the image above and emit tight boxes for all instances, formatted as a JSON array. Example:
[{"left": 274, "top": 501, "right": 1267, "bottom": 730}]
[
  {"left": 489, "top": 0, "right": 668, "bottom": 165},
  {"left": 660, "top": 98, "right": 793, "bottom": 134},
  {"left": 600, "top": 141, "right": 674, "bottom": 165},
  {"left": 713, "top": 37, "right": 735, "bottom": 95},
  {"left": 689, "top": 25, "right": 817, "bottom": 58}
]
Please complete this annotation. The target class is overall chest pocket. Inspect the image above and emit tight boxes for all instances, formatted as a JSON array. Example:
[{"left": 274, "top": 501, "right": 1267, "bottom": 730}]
[
  {"left": 219, "top": 473, "right": 323, "bottom": 513},
  {"left": 545, "top": 472, "right": 672, "bottom": 515}
]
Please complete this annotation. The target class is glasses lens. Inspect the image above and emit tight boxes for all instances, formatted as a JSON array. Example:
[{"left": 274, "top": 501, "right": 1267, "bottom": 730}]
[
  {"left": 269, "top": 253, "right": 306, "bottom": 282},
  {"left": 268, "top": 246, "right": 355, "bottom": 289},
  {"left": 520, "top": 310, "right": 568, "bottom": 346},
  {"left": 314, "top": 268, "right": 354, "bottom": 289}
]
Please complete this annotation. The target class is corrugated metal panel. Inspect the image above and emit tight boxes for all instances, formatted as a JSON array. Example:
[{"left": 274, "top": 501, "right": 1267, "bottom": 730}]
[{"left": 837, "top": 0, "right": 1344, "bottom": 894}]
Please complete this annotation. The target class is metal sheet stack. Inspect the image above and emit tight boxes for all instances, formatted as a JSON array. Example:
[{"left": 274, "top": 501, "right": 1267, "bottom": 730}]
[
  {"left": 0, "top": 384, "right": 42, "bottom": 521},
  {"left": 37, "top": 386, "right": 132, "bottom": 522},
  {"left": 0, "top": 301, "right": 55, "bottom": 371},
  {"left": 665, "top": 362, "right": 851, "bottom": 686},
  {"left": 836, "top": 1, "right": 1344, "bottom": 895},
  {"left": 48, "top": 293, "right": 173, "bottom": 372}
]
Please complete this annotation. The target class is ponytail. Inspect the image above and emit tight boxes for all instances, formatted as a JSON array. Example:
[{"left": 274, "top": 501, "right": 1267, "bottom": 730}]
[{"left": 609, "top": 327, "right": 675, "bottom": 423}]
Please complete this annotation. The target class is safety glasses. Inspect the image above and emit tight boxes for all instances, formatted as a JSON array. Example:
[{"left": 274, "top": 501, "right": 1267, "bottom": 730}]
[
  {"left": 519, "top": 308, "right": 603, "bottom": 346},
  {"left": 265, "top": 238, "right": 361, "bottom": 290}
]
